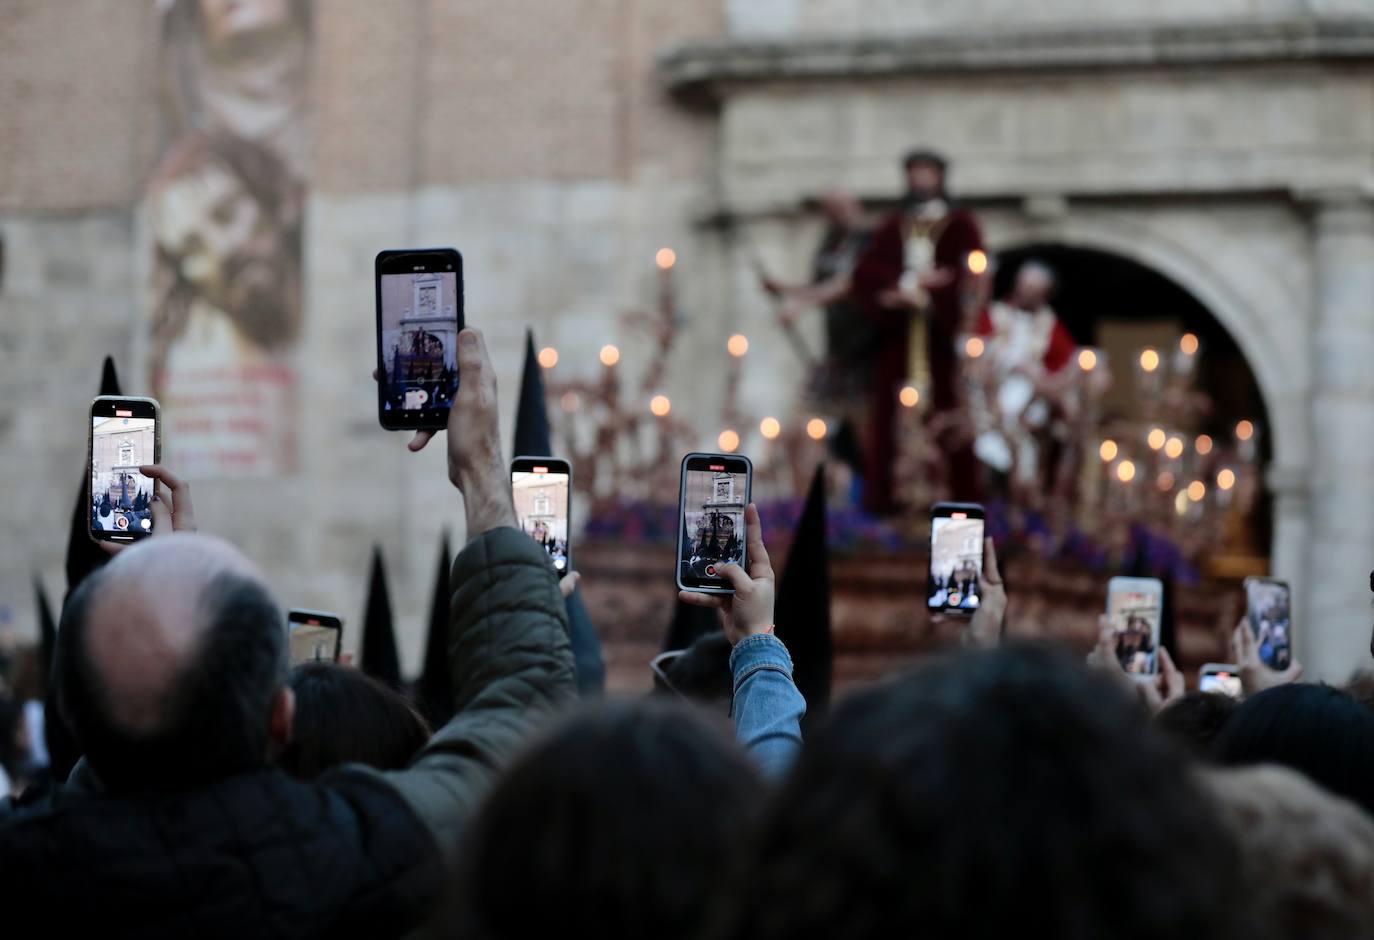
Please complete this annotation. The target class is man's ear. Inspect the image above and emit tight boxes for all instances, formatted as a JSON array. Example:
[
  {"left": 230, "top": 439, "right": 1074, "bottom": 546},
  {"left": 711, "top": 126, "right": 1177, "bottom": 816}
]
[{"left": 269, "top": 686, "right": 295, "bottom": 751}]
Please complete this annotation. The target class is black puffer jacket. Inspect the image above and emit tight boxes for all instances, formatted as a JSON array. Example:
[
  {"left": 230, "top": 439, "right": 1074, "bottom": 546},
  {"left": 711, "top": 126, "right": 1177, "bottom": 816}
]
[
  {"left": 0, "top": 527, "right": 576, "bottom": 938},
  {"left": 0, "top": 765, "right": 441, "bottom": 938}
]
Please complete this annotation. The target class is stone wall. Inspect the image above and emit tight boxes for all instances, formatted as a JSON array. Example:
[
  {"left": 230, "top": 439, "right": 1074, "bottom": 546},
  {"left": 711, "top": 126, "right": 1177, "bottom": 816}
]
[{"left": 0, "top": 0, "right": 726, "bottom": 673}]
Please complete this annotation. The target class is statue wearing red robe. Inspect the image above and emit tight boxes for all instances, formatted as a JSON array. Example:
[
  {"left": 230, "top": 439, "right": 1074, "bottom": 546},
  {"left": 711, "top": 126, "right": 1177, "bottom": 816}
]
[{"left": 851, "top": 200, "right": 985, "bottom": 512}]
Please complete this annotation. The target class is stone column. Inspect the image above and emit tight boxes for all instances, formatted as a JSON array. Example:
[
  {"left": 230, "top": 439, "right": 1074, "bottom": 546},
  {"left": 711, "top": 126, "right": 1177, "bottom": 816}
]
[{"left": 1303, "top": 190, "right": 1374, "bottom": 681}]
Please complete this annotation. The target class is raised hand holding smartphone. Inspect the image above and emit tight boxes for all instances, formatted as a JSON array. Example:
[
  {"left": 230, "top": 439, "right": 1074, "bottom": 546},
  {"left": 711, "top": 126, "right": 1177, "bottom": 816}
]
[
  {"left": 375, "top": 248, "right": 464, "bottom": 431},
  {"left": 927, "top": 502, "right": 986, "bottom": 613},
  {"left": 676, "top": 453, "right": 753, "bottom": 594},
  {"left": 1105, "top": 576, "right": 1164, "bottom": 679},
  {"left": 89, "top": 396, "right": 162, "bottom": 544},
  {"left": 678, "top": 502, "right": 775, "bottom": 645}
]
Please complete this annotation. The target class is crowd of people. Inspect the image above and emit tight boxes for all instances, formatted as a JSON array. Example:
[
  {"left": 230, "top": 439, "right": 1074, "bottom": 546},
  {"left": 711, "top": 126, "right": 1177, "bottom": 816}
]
[{"left": 4, "top": 337, "right": 1374, "bottom": 935}]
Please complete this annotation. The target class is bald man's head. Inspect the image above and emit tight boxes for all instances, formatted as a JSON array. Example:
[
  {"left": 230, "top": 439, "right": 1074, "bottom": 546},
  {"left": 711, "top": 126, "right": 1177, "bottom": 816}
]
[{"left": 56, "top": 534, "right": 289, "bottom": 793}]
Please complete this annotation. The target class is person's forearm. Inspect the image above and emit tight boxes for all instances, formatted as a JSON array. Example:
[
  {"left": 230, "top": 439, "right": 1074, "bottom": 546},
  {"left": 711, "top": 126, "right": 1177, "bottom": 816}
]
[
  {"left": 730, "top": 634, "right": 806, "bottom": 779},
  {"left": 383, "top": 527, "right": 575, "bottom": 873},
  {"left": 455, "top": 457, "right": 517, "bottom": 539}
]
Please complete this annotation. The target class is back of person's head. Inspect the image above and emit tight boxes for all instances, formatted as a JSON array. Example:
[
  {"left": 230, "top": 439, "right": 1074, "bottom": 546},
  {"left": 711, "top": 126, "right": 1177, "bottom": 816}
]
[
  {"left": 54, "top": 534, "right": 288, "bottom": 793},
  {"left": 1204, "top": 764, "right": 1374, "bottom": 939},
  {"left": 1154, "top": 690, "right": 1239, "bottom": 758},
  {"left": 277, "top": 661, "right": 430, "bottom": 778},
  {"left": 654, "top": 632, "right": 733, "bottom": 710},
  {"left": 718, "top": 643, "right": 1247, "bottom": 940},
  {"left": 455, "top": 699, "right": 765, "bottom": 940},
  {"left": 1212, "top": 682, "right": 1374, "bottom": 815}
]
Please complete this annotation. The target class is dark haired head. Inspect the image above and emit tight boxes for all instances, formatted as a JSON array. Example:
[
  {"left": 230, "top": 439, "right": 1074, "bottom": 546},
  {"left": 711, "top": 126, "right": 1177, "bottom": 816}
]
[
  {"left": 903, "top": 149, "right": 948, "bottom": 172},
  {"left": 653, "top": 632, "right": 733, "bottom": 710},
  {"left": 55, "top": 551, "right": 288, "bottom": 794},
  {"left": 455, "top": 700, "right": 765, "bottom": 940},
  {"left": 717, "top": 644, "right": 1246, "bottom": 940},
  {"left": 1154, "top": 690, "right": 1239, "bottom": 758},
  {"left": 1212, "top": 682, "right": 1374, "bottom": 815},
  {"left": 277, "top": 662, "right": 430, "bottom": 778}
]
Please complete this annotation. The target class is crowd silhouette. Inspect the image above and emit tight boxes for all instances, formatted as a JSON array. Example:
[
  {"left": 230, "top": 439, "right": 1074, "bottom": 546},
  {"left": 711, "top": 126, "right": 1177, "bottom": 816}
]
[{"left": 3, "top": 327, "right": 1374, "bottom": 939}]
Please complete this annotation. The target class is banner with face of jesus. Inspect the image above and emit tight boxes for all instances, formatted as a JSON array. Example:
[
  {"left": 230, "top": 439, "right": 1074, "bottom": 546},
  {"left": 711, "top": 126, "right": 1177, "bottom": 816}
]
[{"left": 147, "top": 0, "right": 310, "bottom": 477}]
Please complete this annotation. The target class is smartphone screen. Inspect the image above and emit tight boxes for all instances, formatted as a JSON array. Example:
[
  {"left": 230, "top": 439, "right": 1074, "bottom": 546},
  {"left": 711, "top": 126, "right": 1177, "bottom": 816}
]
[
  {"left": 287, "top": 609, "right": 343, "bottom": 665},
  {"left": 677, "top": 453, "right": 752, "bottom": 593},
  {"left": 89, "top": 396, "right": 160, "bottom": 543},
  {"left": 1107, "top": 577, "right": 1163, "bottom": 677},
  {"left": 1245, "top": 578, "right": 1293, "bottom": 670},
  {"left": 1199, "top": 667, "right": 1243, "bottom": 698},
  {"left": 927, "top": 503, "right": 985, "bottom": 611},
  {"left": 511, "top": 457, "right": 571, "bottom": 578},
  {"left": 376, "top": 248, "right": 464, "bottom": 430}
]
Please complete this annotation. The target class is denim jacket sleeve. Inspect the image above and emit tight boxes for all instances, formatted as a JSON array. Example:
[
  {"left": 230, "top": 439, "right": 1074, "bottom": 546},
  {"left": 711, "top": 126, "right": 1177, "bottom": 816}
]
[{"left": 729, "top": 633, "right": 806, "bottom": 778}]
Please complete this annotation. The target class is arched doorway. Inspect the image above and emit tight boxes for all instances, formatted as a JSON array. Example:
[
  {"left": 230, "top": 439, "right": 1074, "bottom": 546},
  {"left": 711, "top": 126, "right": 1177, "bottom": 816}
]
[{"left": 991, "top": 242, "right": 1274, "bottom": 565}]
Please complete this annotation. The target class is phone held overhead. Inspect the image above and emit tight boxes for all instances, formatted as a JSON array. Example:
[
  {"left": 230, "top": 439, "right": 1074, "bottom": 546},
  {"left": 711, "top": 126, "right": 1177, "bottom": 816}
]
[
  {"left": 511, "top": 457, "right": 573, "bottom": 579},
  {"left": 676, "top": 452, "right": 753, "bottom": 594},
  {"left": 287, "top": 608, "right": 344, "bottom": 666},
  {"left": 927, "top": 502, "right": 986, "bottom": 613},
  {"left": 1106, "top": 576, "right": 1164, "bottom": 679},
  {"left": 88, "top": 396, "right": 161, "bottom": 544},
  {"left": 1244, "top": 576, "right": 1293, "bottom": 672},
  {"left": 375, "top": 248, "right": 464, "bottom": 431}
]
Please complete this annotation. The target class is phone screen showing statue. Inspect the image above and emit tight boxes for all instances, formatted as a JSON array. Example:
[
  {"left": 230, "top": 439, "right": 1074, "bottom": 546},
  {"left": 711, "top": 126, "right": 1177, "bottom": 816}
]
[
  {"left": 1109, "top": 588, "right": 1161, "bottom": 676},
  {"left": 288, "top": 617, "right": 340, "bottom": 665},
  {"left": 1200, "top": 670, "right": 1242, "bottom": 698},
  {"left": 379, "top": 270, "right": 460, "bottom": 419},
  {"left": 927, "top": 512, "right": 984, "bottom": 610},
  {"left": 90, "top": 412, "right": 157, "bottom": 538},
  {"left": 1247, "top": 580, "right": 1293, "bottom": 670},
  {"left": 680, "top": 463, "right": 748, "bottom": 589},
  {"left": 513, "top": 467, "right": 570, "bottom": 576}
]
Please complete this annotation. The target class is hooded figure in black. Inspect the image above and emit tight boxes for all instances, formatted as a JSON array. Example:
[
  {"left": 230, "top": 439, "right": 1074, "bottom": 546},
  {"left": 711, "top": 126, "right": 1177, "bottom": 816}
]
[{"left": 514, "top": 329, "right": 605, "bottom": 695}]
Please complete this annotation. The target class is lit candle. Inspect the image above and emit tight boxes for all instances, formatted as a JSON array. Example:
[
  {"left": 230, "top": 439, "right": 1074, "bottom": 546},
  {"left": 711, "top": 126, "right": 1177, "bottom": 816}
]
[
  {"left": 1173, "top": 333, "right": 1199, "bottom": 377},
  {"left": 1235, "top": 419, "right": 1257, "bottom": 462},
  {"left": 1136, "top": 347, "right": 1163, "bottom": 397}
]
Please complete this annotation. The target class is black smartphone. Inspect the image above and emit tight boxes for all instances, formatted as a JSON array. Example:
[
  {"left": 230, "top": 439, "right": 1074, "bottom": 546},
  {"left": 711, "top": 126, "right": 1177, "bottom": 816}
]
[
  {"left": 927, "top": 502, "right": 986, "bottom": 612},
  {"left": 287, "top": 608, "right": 344, "bottom": 665},
  {"left": 1244, "top": 576, "right": 1293, "bottom": 671},
  {"left": 375, "top": 248, "right": 465, "bottom": 430},
  {"left": 676, "top": 452, "right": 753, "bottom": 594},
  {"left": 88, "top": 396, "right": 161, "bottom": 544},
  {"left": 511, "top": 456, "right": 572, "bottom": 579}
]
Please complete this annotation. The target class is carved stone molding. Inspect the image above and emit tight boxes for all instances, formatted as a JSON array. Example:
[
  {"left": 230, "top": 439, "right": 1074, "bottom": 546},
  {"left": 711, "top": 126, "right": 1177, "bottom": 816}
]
[{"left": 660, "top": 17, "right": 1374, "bottom": 98}]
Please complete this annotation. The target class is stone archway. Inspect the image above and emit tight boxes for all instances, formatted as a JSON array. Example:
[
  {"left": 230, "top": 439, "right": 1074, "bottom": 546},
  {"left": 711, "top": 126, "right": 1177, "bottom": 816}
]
[{"left": 980, "top": 207, "right": 1321, "bottom": 654}]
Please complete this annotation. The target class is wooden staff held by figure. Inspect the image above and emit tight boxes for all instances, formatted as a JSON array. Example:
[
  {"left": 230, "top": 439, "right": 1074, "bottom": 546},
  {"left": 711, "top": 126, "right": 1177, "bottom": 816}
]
[{"left": 736, "top": 222, "right": 830, "bottom": 372}]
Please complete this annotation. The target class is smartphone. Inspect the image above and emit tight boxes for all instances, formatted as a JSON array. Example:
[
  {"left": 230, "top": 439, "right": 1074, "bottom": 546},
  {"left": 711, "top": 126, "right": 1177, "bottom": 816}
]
[
  {"left": 375, "top": 248, "right": 465, "bottom": 430},
  {"left": 1106, "top": 576, "right": 1164, "bottom": 678},
  {"left": 287, "top": 608, "right": 344, "bottom": 665},
  {"left": 511, "top": 456, "right": 572, "bottom": 579},
  {"left": 88, "top": 396, "right": 161, "bottom": 544},
  {"left": 927, "top": 502, "right": 986, "bottom": 612},
  {"left": 1244, "top": 577, "right": 1293, "bottom": 671},
  {"left": 1199, "top": 663, "right": 1243, "bottom": 698},
  {"left": 677, "top": 452, "right": 753, "bottom": 594}
]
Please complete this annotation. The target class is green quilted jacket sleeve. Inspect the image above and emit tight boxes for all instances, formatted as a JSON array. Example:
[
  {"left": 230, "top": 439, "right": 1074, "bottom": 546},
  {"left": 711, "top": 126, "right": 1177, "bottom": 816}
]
[{"left": 379, "top": 525, "right": 576, "bottom": 873}]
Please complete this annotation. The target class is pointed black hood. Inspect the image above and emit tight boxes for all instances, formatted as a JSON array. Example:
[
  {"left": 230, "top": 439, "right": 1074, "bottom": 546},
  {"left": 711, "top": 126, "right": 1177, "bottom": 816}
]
[
  {"left": 775, "top": 464, "right": 833, "bottom": 720},
  {"left": 66, "top": 357, "right": 122, "bottom": 603},
  {"left": 34, "top": 575, "right": 57, "bottom": 697},
  {"left": 359, "top": 547, "right": 402, "bottom": 689},
  {"left": 513, "top": 329, "right": 551, "bottom": 457},
  {"left": 415, "top": 533, "right": 453, "bottom": 726}
]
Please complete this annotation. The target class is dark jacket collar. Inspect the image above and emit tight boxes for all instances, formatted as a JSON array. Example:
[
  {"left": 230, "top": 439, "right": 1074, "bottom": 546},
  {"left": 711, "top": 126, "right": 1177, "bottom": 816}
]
[{"left": 0, "top": 764, "right": 443, "bottom": 939}]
